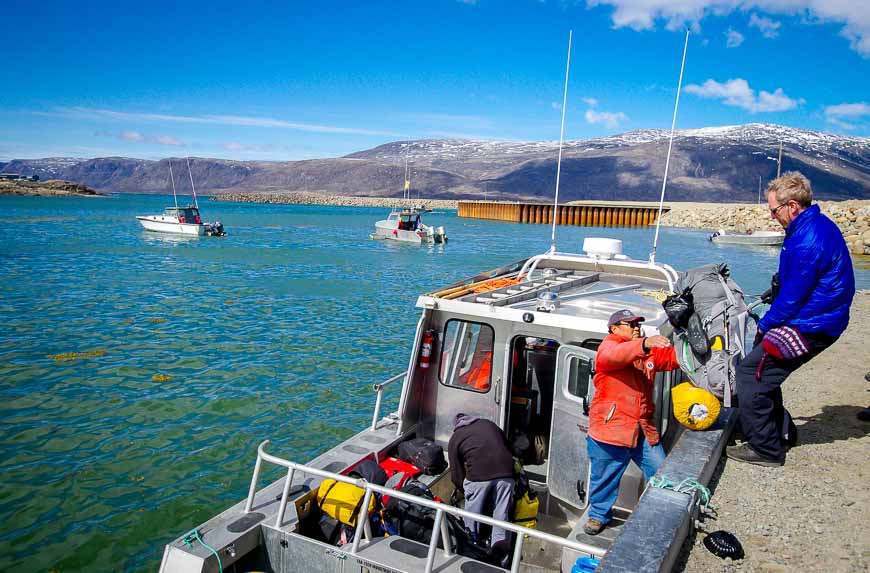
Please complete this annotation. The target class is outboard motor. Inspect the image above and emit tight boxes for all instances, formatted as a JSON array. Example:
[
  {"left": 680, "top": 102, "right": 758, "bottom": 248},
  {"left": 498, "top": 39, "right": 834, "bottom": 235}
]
[{"left": 207, "top": 221, "right": 226, "bottom": 237}]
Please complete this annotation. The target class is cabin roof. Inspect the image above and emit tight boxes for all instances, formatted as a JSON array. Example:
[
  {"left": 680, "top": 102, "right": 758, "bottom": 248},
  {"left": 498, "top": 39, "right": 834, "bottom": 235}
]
[{"left": 417, "top": 250, "right": 678, "bottom": 333}]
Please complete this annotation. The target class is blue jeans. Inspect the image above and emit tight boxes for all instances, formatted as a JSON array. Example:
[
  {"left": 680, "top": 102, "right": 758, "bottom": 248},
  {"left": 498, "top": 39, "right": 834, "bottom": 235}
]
[{"left": 586, "top": 434, "right": 665, "bottom": 523}]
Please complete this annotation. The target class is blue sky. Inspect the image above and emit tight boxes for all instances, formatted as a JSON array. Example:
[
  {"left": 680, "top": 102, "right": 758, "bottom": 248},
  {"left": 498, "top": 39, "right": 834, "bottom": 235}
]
[{"left": 2, "top": 0, "right": 868, "bottom": 161}]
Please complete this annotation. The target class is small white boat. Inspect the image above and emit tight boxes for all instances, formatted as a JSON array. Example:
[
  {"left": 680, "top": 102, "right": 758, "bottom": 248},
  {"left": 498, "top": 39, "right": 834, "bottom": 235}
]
[
  {"left": 371, "top": 208, "right": 447, "bottom": 244},
  {"left": 136, "top": 158, "right": 226, "bottom": 237},
  {"left": 136, "top": 206, "right": 225, "bottom": 236},
  {"left": 709, "top": 229, "right": 784, "bottom": 246},
  {"left": 370, "top": 148, "right": 447, "bottom": 244}
]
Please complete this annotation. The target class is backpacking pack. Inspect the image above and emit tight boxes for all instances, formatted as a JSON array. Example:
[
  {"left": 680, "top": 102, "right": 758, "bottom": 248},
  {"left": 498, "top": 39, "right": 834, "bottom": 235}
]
[
  {"left": 397, "top": 437, "right": 447, "bottom": 475},
  {"left": 348, "top": 458, "right": 388, "bottom": 486},
  {"left": 668, "top": 264, "right": 750, "bottom": 407}
]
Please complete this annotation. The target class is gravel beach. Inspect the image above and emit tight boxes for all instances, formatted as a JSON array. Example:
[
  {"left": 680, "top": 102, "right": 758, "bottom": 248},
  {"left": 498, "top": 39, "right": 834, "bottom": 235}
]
[{"left": 678, "top": 290, "right": 870, "bottom": 573}]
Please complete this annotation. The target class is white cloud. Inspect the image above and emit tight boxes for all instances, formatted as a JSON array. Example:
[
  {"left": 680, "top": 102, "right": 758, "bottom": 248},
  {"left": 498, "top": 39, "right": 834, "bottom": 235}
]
[
  {"left": 581, "top": 97, "right": 599, "bottom": 107},
  {"left": 96, "top": 129, "right": 185, "bottom": 146},
  {"left": 220, "top": 142, "right": 275, "bottom": 152},
  {"left": 37, "top": 107, "right": 400, "bottom": 136},
  {"left": 551, "top": 101, "right": 562, "bottom": 111},
  {"left": 586, "top": 1, "right": 870, "bottom": 57},
  {"left": 749, "top": 13, "right": 781, "bottom": 38},
  {"left": 725, "top": 27, "right": 744, "bottom": 47},
  {"left": 824, "top": 102, "right": 870, "bottom": 117},
  {"left": 585, "top": 109, "right": 629, "bottom": 128},
  {"left": 119, "top": 131, "right": 145, "bottom": 142},
  {"left": 684, "top": 78, "right": 804, "bottom": 112},
  {"left": 824, "top": 102, "right": 870, "bottom": 130}
]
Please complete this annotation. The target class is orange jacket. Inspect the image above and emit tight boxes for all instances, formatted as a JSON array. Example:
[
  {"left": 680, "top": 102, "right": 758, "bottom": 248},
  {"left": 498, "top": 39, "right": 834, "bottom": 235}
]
[{"left": 588, "top": 334, "right": 679, "bottom": 448}]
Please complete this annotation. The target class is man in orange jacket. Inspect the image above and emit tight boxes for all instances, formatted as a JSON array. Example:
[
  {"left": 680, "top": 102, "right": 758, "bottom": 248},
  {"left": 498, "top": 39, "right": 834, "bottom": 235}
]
[{"left": 583, "top": 309, "right": 679, "bottom": 535}]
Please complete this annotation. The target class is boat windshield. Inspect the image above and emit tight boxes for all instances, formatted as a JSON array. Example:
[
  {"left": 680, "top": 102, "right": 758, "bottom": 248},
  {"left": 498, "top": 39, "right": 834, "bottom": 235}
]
[
  {"left": 398, "top": 214, "right": 420, "bottom": 231},
  {"left": 164, "top": 207, "right": 201, "bottom": 223}
]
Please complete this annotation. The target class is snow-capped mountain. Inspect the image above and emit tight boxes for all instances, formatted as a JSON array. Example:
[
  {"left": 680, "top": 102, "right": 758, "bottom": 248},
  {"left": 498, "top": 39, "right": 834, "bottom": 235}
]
[{"left": 2, "top": 124, "right": 868, "bottom": 202}]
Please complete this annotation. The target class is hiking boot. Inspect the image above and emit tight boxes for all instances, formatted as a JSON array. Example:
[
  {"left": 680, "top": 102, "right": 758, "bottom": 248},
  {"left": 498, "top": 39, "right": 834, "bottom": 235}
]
[
  {"left": 726, "top": 443, "right": 784, "bottom": 467},
  {"left": 583, "top": 518, "right": 606, "bottom": 535}
]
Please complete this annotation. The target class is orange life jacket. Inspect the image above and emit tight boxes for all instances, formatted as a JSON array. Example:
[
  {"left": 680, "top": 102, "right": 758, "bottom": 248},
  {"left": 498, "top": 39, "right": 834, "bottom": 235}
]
[
  {"left": 465, "top": 352, "right": 492, "bottom": 391},
  {"left": 588, "top": 334, "right": 679, "bottom": 448}
]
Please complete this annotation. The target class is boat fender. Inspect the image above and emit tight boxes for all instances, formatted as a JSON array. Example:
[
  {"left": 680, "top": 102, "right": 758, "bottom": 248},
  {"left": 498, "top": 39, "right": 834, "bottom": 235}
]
[{"left": 178, "top": 216, "right": 186, "bottom": 223}]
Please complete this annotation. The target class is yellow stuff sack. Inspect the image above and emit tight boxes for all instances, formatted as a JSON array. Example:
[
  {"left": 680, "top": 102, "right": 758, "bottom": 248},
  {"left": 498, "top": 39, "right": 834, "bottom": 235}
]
[
  {"left": 316, "top": 479, "right": 377, "bottom": 527},
  {"left": 513, "top": 491, "right": 539, "bottom": 529},
  {"left": 671, "top": 382, "right": 721, "bottom": 431}
]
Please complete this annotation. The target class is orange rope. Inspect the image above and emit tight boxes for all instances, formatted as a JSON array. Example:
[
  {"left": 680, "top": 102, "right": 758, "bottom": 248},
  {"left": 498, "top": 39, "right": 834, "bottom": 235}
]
[{"left": 471, "top": 276, "right": 522, "bottom": 294}]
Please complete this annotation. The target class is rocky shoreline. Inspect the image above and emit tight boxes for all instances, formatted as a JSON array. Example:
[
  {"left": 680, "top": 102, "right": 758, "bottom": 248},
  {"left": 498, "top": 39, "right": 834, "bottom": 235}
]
[{"left": 0, "top": 179, "right": 104, "bottom": 197}]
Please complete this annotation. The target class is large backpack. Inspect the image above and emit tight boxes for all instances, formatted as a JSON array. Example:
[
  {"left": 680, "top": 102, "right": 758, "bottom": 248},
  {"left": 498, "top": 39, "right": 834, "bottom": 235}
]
[{"left": 665, "top": 264, "right": 750, "bottom": 407}]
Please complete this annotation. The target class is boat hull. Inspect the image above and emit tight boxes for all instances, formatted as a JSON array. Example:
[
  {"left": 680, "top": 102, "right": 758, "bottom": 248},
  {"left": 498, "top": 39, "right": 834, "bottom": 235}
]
[
  {"left": 136, "top": 216, "right": 206, "bottom": 236},
  {"left": 711, "top": 231, "right": 784, "bottom": 246},
  {"left": 371, "top": 220, "right": 424, "bottom": 243}
]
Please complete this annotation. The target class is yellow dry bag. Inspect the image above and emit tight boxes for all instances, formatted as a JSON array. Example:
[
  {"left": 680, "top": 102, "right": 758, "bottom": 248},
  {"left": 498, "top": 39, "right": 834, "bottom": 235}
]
[
  {"left": 316, "top": 479, "right": 377, "bottom": 527},
  {"left": 513, "top": 491, "right": 539, "bottom": 529},
  {"left": 671, "top": 382, "right": 721, "bottom": 431}
]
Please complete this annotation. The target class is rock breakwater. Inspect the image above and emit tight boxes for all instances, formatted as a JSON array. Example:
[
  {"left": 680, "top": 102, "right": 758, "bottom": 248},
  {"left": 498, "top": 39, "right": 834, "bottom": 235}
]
[
  {"left": 659, "top": 200, "right": 870, "bottom": 255},
  {"left": 212, "top": 192, "right": 458, "bottom": 210}
]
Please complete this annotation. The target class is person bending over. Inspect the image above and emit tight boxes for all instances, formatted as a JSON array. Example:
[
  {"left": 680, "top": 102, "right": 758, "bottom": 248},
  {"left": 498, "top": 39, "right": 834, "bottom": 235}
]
[{"left": 448, "top": 414, "right": 515, "bottom": 547}]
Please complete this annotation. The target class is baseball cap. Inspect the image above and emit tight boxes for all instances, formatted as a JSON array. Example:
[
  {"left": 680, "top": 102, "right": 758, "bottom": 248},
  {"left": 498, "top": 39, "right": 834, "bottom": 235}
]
[{"left": 607, "top": 309, "right": 645, "bottom": 328}]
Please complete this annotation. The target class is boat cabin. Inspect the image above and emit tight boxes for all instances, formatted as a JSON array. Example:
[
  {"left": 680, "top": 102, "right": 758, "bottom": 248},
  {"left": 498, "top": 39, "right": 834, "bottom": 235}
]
[
  {"left": 396, "top": 211, "right": 422, "bottom": 231},
  {"left": 164, "top": 206, "right": 202, "bottom": 224}
]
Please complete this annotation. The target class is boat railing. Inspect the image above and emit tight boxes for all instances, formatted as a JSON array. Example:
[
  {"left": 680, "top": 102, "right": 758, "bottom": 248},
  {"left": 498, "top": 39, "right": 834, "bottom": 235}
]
[
  {"left": 245, "top": 440, "right": 605, "bottom": 573},
  {"left": 370, "top": 370, "right": 407, "bottom": 431}
]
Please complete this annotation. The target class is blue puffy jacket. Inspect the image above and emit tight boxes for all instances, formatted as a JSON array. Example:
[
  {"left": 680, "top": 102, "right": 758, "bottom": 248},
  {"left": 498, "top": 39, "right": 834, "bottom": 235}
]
[{"left": 758, "top": 205, "right": 855, "bottom": 337}]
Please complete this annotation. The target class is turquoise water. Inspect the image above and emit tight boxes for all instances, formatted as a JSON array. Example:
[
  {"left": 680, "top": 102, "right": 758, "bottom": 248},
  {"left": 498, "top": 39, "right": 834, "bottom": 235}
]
[{"left": 1, "top": 194, "right": 866, "bottom": 572}]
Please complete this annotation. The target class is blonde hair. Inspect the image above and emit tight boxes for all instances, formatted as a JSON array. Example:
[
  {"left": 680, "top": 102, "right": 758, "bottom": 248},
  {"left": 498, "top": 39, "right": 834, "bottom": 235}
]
[{"left": 767, "top": 171, "right": 813, "bottom": 207}]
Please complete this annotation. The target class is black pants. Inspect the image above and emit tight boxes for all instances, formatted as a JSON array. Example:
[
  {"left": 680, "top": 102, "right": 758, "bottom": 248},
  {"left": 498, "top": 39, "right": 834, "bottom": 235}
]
[{"left": 736, "top": 332, "right": 836, "bottom": 460}]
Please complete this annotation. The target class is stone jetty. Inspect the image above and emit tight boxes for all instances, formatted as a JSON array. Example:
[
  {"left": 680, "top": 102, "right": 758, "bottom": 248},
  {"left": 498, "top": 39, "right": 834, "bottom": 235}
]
[{"left": 212, "top": 192, "right": 458, "bottom": 210}]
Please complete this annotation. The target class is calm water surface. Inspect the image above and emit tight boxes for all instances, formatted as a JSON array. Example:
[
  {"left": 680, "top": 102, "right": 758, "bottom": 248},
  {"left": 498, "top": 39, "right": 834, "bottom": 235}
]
[{"left": 1, "top": 194, "right": 867, "bottom": 572}]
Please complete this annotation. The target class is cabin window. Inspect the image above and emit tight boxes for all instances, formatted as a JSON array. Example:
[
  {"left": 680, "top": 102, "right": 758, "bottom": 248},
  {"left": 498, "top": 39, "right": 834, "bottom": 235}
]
[
  {"left": 566, "top": 354, "right": 593, "bottom": 400},
  {"left": 439, "top": 320, "right": 494, "bottom": 393}
]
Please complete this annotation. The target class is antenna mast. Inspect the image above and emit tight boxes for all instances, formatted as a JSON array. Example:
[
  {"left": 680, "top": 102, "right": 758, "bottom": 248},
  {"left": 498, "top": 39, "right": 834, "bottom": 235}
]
[
  {"left": 168, "top": 159, "right": 179, "bottom": 211},
  {"left": 549, "top": 30, "right": 572, "bottom": 253},
  {"left": 186, "top": 157, "right": 199, "bottom": 210},
  {"left": 649, "top": 29, "right": 690, "bottom": 264},
  {"left": 776, "top": 141, "right": 783, "bottom": 177}
]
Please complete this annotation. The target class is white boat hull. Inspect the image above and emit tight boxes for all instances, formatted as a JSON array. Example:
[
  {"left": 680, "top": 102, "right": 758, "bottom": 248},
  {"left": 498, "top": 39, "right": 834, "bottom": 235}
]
[
  {"left": 711, "top": 230, "right": 784, "bottom": 246},
  {"left": 372, "top": 219, "right": 424, "bottom": 243},
  {"left": 137, "top": 216, "right": 206, "bottom": 236}
]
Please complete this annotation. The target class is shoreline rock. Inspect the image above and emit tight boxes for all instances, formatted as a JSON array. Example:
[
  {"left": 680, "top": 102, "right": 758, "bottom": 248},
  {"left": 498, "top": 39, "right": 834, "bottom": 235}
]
[{"left": 0, "top": 179, "right": 105, "bottom": 197}]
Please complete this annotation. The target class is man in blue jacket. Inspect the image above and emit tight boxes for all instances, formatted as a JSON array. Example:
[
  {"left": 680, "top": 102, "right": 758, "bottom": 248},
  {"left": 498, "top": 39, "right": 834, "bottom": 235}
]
[{"left": 728, "top": 172, "right": 855, "bottom": 467}]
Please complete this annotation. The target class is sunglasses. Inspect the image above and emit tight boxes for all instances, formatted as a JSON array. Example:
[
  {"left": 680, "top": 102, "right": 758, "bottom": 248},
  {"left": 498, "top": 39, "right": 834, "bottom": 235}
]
[
  {"left": 769, "top": 202, "right": 790, "bottom": 216},
  {"left": 616, "top": 321, "right": 642, "bottom": 328}
]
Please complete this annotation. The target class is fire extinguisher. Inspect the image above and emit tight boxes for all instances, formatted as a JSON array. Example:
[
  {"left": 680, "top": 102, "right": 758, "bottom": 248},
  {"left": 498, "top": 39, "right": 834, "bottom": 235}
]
[{"left": 419, "top": 330, "right": 434, "bottom": 370}]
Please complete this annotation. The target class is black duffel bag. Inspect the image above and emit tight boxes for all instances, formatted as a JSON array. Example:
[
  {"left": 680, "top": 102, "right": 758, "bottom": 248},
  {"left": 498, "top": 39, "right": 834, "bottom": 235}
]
[{"left": 397, "top": 437, "right": 447, "bottom": 475}]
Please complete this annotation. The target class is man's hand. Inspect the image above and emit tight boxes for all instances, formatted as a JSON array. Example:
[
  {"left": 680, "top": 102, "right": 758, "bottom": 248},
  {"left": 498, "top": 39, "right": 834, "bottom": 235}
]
[
  {"left": 643, "top": 335, "right": 671, "bottom": 351},
  {"left": 753, "top": 328, "right": 764, "bottom": 348}
]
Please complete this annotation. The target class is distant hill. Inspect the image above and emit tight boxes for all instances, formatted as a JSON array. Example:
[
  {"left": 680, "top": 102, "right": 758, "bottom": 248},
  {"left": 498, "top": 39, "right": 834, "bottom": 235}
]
[{"left": 3, "top": 124, "right": 868, "bottom": 202}]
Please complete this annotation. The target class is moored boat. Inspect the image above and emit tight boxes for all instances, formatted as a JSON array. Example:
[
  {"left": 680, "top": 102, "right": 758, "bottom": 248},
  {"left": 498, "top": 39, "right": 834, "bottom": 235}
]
[
  {"left": 371, "top": 207, "right": 447, "bottom": 244},
  {"left": 136, "top": 158, "right": 226, "bottom": 237},
  {"left": 709, "top": 229, "right": 784, "bottom": 246}
]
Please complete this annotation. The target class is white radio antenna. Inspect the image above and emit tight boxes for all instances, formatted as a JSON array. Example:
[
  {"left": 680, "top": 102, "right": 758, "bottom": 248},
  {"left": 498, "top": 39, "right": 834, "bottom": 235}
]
[
  {"left": 549, "top": 30, "right": 572, "bottom": 254},
  {"left": 650, "top": 29, "right": 689, "bottom": 264},
  {"left": 186, "top": 157, "right": 199, "bottom": 210}
]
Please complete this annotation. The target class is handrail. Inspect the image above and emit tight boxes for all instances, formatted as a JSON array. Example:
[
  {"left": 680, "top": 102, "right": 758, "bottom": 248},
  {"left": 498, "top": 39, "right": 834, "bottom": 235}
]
[
  {"left": 246, "top": 441, "right": 605, "bottom": 573},
  {"left": 519, "top": 251, "right": 677, "bottom": 291},
  {"left": 370, "top": 370, "right": 407, "bottom": 431}
]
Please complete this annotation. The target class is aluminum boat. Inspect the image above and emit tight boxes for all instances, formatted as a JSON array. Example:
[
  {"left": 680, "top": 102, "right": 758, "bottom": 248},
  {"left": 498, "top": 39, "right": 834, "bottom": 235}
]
[{"left": 709, "top": 229, "right": 784, "bottom": 246}]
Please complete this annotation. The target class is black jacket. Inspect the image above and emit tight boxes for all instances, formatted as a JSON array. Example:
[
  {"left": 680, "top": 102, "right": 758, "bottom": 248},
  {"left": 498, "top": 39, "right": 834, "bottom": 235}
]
[{"left": 448, "top": 418, "right": 514, "bottom": 488}]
